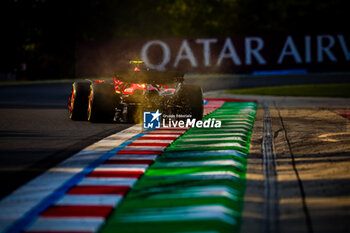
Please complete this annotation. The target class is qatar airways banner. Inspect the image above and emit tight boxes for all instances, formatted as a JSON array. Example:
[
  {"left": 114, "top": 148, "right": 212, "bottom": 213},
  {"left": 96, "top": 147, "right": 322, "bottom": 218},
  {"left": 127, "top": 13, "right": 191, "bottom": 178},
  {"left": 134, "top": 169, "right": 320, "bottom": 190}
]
[{"left": 76, "top": 35, "right": 350, "bottom": 76}]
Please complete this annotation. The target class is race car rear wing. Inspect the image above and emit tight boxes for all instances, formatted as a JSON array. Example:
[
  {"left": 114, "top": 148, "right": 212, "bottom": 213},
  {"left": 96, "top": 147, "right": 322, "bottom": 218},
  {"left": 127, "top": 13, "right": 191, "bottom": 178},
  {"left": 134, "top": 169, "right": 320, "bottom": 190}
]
[{"left": 114, "top": 71, "right": 184, "bottom": 84}]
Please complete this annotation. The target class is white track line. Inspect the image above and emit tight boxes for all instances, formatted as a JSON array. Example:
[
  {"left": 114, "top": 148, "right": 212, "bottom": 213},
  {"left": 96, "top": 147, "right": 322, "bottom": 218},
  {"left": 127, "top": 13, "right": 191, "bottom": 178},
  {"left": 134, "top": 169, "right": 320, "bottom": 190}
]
[
  {"left": 93, "top": 167, "right": 147, "bottom": 172},
  {"left": 78, "top": 177, "right": 137, "bottom": 187},
  {"left": 26, "top": 217, "right": 105, "bottom": 232},
  {"left": 56, "top": 195, "right": 123, "bottom": 206}
]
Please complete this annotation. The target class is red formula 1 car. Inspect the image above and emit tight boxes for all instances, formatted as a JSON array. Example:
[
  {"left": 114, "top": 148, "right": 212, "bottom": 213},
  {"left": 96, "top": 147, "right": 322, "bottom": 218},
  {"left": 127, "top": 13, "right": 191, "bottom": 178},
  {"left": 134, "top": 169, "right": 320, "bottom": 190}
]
[{"left": 68, "top": 61, "right": 203, "bottom": 123}]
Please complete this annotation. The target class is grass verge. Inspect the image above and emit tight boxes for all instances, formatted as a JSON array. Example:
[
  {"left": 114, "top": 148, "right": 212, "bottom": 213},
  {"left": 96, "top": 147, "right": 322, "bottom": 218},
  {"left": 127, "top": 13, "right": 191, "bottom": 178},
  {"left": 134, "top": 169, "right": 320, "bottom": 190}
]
[{"left": 224, "top": 83, "right": 350, "bottom": 98}]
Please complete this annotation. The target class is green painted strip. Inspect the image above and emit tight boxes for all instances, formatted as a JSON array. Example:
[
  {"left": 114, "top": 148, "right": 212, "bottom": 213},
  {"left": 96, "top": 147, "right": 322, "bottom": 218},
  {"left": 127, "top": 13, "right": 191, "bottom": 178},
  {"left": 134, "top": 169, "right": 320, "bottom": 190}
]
[
  {"left": 179, "top": 136, "right": 247, "bottom": 141},
  {"left": 180, "top": 133, "right": 249, "bottom": 140},
  {"left": 129, "top": 177, "right": 246, "bottom": 194},
  {"left": 100, "top": 101, "right": 257, "bottom": 233},
  {"left": 153, "top": 159, "right": 244, "bottom": 168},
  {"left": 183, "top": 129, "right": 250, "bottom": 134},
  {"left": 161, "top": 150, "right": 247, "bottom": 158},
  {"left": 174, "top": 137, "right": 249, "bottom": 144},
  {"left": 145, "top": 166, "right": 245, "bottom": 178}
]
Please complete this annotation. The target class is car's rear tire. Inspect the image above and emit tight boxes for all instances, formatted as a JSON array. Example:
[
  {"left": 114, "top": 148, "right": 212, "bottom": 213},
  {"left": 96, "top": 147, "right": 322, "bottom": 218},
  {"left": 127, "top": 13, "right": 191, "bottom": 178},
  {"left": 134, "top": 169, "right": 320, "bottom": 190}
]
[
  {"left": 68, "top": 81, "right": 90, "bottom": 120},
  {"left": 176, "top": 84, "right": 204, "bottom": 120},
  {"left": 88, "top": 83, "right": 120, "bottom": 122}
]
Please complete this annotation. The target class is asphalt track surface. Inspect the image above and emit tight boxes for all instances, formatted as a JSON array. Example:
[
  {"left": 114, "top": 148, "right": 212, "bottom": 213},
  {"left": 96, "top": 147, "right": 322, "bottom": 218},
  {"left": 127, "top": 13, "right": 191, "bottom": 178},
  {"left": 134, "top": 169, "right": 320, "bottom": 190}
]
[
  {"left": 0, "top": 74, "right": 349, "bottom": 233},
  {"left": 0, "top": 82, "right": 133, "bottom": 199},
  {"left": 0, "top": 73, "right": 349, "bottom": 199}
]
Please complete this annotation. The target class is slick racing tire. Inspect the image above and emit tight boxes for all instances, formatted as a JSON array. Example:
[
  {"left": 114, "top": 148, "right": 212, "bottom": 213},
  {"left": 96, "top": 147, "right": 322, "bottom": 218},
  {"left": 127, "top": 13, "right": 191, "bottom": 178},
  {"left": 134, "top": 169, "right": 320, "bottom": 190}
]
[
  {"left": 176, "top": 84, "right": 204, "bottom": 120},
  {"left": 68, "top": 81, "right": 90, "bottom": 120},
  {"left": 88, "top": 83, "right": 120, "bottom": 122}
]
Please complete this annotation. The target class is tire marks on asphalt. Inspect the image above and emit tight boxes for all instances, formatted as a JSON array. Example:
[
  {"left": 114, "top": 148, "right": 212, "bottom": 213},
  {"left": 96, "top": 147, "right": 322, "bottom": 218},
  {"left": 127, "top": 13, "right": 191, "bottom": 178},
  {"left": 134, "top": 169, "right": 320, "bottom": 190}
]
[
  {"left": 262, "top": 102, "right": 280, "bottom": 233},
  {"left": 276, "top": 106, "right": 313, "bottom": 233}
]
